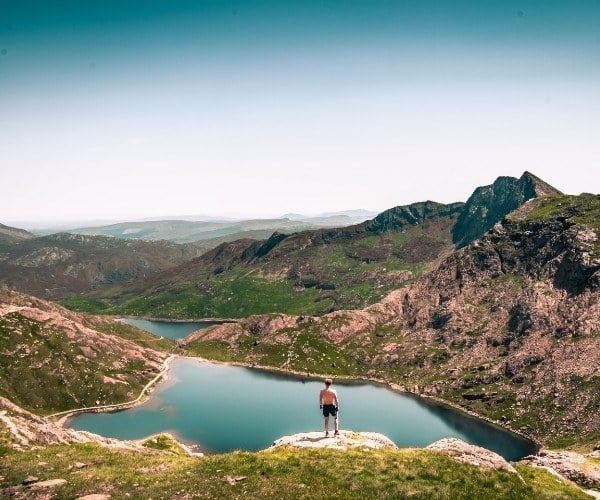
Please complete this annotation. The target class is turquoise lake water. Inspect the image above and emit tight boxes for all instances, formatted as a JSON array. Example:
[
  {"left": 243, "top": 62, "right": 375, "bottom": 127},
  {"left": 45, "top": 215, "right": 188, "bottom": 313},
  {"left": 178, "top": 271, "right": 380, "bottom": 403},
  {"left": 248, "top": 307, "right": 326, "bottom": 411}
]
[
  {"left": 69, "top": 358, "right": 536, "bottom": 460},
  {"left": 118, "top": 318, "right": 216, "bottom": 340}
]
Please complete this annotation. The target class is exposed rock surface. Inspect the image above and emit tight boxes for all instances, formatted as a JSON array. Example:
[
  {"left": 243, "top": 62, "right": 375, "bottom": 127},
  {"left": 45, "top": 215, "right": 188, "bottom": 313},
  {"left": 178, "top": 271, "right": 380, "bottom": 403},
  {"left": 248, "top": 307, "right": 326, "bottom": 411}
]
[
  {"left": 0, "top": 396, "right": 148, "bottom": 452},
  {"left": 452, "top": 171, "right": 562, "bottom": 248},
  {"left": 518, "top": 450, "right": 600, "bottom": 490},
  {"left": 426, "top": 438, "right": 517, "bottom": 472},
  {"left": 270, "top": 430, "right": 397, "bottom": 450}
]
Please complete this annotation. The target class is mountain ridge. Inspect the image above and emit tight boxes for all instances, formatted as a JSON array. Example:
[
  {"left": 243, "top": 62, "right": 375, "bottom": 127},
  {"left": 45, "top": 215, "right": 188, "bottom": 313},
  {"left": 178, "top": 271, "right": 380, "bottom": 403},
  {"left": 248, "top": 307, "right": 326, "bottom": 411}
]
[
  {"left": 81, "top": 173, "right": 560, "bottom": 318},
  {"left": 182, "top": 193, "right": 600, "bottom": 447}
]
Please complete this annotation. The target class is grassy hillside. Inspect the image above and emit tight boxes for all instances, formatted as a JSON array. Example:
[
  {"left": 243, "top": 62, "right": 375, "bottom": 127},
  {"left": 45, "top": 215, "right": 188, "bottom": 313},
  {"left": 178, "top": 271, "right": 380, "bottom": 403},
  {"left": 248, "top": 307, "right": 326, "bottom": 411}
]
[
  {"left": 0, "top": 441, "right": 588, "bottom": 499},
  {"left": 0, "top": 232, "right": 201, "bottom": 300},
  {"left": 68, "top": 203, "right": 460, "bottom": 318},
  {"left": 0, "top": 291, "right": 171, "bottom": 414}
]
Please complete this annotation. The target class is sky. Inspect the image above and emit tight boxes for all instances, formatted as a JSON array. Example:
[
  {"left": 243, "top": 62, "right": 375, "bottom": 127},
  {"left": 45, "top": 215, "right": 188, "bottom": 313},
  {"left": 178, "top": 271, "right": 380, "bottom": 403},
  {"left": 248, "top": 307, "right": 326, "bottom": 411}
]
[{"left": 1, "top": 0, "right": 599, "bottom": 226}]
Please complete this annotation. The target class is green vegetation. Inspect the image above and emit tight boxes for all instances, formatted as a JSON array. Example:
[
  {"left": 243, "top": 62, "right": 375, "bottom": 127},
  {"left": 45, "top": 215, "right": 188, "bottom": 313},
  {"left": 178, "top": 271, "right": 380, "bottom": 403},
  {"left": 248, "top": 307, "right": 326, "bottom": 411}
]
[
  {"left": 0, "top": 312, "right": 162, "bottom": 414},
  {"left": 0, "top": 441, "right": 589, "bottom": 499},
  {"left": 111, "top": 276, "right": 335, "bottom": 319},
  {"left": 526, "top": 194, "right": 600, "bottom": 257},
  {"left": 526, "top": 194, "right": 600, "bottom": 230},
  {"left": 64, "top": 219, "right": 450, "bottom": 319},
  {"left": 141, "top": 434, "right": 189, "bottom": 455},
  {"left": 88, "top": 318, "right": 174, "bottom": 351},
  {"left": 60, "top": 295, "right": 110, "bottom": 312}
]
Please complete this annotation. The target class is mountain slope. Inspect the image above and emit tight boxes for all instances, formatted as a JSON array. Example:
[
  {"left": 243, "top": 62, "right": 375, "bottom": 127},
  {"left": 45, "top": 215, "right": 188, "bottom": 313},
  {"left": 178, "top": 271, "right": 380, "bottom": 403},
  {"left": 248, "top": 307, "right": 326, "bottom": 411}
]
[
  {"left": 452, "top": 171, "right": 562, "bottom": 248},
  {"left": 79, "top": 173, "right": 559, "bottom": 319},
  {"left": 0, "top": 233, "right": 201, "bottom": 300},
  {"left": 182, "top": 194, "right": 600, "bottom": 447},
  {"left": 0, "top": 290, "right": 170, "bottom": 413},
  {"left": 0, "top": 223, "right": 35, "bottom": 245},
  {"left": 86, "top": 200, "right": 465, "bottom": 317}
]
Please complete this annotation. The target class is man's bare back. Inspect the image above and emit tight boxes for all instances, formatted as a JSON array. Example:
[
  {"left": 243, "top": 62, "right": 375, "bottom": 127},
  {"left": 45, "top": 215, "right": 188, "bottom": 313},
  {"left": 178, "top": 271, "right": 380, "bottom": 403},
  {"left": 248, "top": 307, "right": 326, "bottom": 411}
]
[{"left": 319, "top": 387, "right": 338, "bottom": 405}]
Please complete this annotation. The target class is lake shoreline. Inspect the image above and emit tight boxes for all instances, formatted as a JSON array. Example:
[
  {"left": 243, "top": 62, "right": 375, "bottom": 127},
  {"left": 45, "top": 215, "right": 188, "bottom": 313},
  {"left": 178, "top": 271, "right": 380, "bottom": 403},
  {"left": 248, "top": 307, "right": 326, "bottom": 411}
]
[
  {"left": 116, "top": 315, "right": 238, "bottom": 324},
  {"left": 57, "top": 353, "right": 540, "bottom": 456},
  {"left": 194, "top": 355, "right": 542, "bottom": 452}
]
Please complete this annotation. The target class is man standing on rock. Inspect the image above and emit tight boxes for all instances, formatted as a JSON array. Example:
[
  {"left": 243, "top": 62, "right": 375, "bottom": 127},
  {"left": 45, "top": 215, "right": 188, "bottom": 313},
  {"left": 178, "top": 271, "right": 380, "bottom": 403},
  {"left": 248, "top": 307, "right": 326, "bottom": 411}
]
[{"left": 319, "top": 378, "right": 339, "bottom": 437}]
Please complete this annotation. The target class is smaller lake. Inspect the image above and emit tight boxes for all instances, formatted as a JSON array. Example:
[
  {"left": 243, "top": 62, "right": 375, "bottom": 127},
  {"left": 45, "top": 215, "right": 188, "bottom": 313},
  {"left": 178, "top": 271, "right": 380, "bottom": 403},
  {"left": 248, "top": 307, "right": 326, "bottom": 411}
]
[
  {"left": 69, "top": 358, "right": 537, "bottom": 460},
  {"left": 118, "top": 318, "right": 216, "bottom": 341}
]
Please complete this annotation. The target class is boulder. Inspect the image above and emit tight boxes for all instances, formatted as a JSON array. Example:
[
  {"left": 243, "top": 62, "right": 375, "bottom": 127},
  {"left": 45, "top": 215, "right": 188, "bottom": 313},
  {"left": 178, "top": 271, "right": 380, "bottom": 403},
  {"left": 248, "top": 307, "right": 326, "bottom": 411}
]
[
  {"left": 270, "top": 431, "right": 397, "bottom": 451},
  {"left": 426, "top": 438, "right": 517, "bottom": 473},
  {"left": 518, "top": 450, "right": 600, "bottom": 490}
]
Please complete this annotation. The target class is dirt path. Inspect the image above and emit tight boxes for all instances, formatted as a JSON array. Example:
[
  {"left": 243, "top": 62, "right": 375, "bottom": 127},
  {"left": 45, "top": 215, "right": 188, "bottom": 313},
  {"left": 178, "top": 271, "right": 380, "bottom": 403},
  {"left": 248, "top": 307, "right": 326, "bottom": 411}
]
[{"left": 48, "top": 354, "right": 175, "bottom": 423}]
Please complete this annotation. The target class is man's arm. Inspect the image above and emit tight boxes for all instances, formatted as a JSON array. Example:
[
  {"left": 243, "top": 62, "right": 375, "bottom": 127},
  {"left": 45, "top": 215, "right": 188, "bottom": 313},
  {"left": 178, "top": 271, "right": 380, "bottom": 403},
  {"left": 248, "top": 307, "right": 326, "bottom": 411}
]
[
  {"left": 333, "top": 390, "right": 339, "bottom": 408},
  {"left": 319, "top": 389, "right": 323, "bottom": 408}
]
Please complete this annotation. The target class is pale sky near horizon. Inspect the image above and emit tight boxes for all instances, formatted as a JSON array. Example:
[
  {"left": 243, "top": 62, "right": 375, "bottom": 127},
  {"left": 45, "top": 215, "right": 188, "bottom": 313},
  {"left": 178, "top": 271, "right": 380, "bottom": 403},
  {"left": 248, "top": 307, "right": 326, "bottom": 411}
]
[{"left": 1, "top": 0, "right": 599, "bottom": 226}]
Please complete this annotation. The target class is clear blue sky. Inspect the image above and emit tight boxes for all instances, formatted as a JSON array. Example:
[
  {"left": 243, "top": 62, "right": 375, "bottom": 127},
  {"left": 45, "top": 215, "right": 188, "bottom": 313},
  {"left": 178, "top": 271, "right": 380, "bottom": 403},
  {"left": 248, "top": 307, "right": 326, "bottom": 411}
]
[{"left": 1, "top": 0, "right": 599, "bottom": 224}]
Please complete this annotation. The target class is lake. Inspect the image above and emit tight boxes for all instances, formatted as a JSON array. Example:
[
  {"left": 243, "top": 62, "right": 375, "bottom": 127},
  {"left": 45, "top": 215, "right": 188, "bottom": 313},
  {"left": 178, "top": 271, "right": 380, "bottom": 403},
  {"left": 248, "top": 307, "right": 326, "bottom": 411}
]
[
  {"left": 118, "top": 318, "right": 216, "bottom": 340},
  {"left": 69, "top": 358, "right": 536, "bottom": 460}
]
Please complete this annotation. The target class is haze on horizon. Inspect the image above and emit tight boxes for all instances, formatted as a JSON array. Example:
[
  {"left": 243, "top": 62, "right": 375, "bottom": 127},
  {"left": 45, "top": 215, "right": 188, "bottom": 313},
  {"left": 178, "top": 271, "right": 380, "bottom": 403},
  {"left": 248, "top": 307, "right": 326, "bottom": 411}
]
[{"left": 1, "top": 0, "right": 599, "bottom": 226}]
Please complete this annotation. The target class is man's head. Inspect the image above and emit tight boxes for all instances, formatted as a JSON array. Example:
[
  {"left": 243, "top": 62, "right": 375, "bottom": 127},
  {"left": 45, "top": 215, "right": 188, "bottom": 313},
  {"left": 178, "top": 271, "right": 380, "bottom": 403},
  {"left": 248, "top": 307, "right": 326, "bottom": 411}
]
[{"left": 325, "top": 378, "right": 333, "bottom": 387}]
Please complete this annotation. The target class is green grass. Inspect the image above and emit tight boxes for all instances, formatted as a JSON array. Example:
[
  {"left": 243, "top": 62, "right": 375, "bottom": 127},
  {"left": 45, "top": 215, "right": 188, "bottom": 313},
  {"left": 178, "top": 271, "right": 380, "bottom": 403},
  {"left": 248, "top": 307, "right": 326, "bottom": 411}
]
[
  {"left": 101, "top": 276, "right": 335, "bottom": 319},
  {"left": 59, "top": 295, "right": 110, "bottom": 312},
  {"left": 0, "top": 441, "right": 589, "bottom": 499},
  {"left": 0, "top": 312, "right": 162, "bottom": 414},
  {"left": 64, "top": 221, "right": 446, "bottom": 319},
  {"left": 141, "top": 434, "right": 189, "bottom": 455},
  {"left": 526, "top": 194, "right": 600, "bottom": 229}
]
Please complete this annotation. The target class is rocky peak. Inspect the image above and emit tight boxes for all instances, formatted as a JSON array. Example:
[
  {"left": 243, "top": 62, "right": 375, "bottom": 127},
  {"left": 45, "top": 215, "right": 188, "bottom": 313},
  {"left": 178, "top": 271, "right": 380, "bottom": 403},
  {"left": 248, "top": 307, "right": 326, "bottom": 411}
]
[
  {"left": 363, "top": 201, "right": 464, "bottom": 234},
  {"left": 452, "top": 172, "right": 562, "bottom": 249}
]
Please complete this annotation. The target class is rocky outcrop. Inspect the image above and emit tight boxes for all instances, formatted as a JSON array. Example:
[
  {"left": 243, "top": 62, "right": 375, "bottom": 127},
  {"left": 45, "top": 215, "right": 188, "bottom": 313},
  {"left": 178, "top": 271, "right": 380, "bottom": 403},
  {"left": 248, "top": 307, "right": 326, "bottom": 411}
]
[
  {"left": 270, "top": 430, "right": 397, "bottom": 450},
  {"left": 518, "top": 450, "right": 600, "bottom": 490},
  {"left": 452, "top": 171, "right": 562, "bottom": 248},
  {"left": 426, "top": 438, "right": 517, "bottom": 472},
  {"left": 0, "top": 396, "right": 146, "bottom": 452}
]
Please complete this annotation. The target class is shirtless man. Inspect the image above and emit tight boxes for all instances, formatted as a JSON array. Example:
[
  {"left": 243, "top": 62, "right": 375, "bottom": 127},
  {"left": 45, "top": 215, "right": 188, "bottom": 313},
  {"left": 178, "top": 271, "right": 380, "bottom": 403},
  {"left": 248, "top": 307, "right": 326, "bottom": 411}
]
[{"left": 319, "top": 378, "right": 339, "bottom": 437}]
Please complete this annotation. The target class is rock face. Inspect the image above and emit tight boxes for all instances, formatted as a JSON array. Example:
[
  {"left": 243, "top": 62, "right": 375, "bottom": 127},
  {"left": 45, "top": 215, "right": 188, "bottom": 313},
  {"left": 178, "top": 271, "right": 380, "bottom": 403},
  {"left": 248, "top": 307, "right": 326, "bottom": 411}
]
[
  {"left": 426, "top": 438, "right": 517, "bottom": 473},
  {"left": 270, "top": 431, "right": 397, "bottom": 450},
  {"left": 452, "top": 171, "right": 562, "bottom": 248},
  {"left": 0, "top": 396, "right": 148, "bottom": 452},
  {"left": 518, "top": 450, "right": 600, "bottom": 490}
]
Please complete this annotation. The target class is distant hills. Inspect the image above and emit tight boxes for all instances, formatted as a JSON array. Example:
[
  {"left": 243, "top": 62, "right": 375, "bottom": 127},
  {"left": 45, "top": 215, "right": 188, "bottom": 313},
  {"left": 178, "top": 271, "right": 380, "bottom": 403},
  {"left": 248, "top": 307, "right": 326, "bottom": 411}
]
[
  {"left": 0, "top": 223, "right": 35, "bottom": 245},
  {"left": 0, "top": 233, "right": 201, "bottom": 299},
  {"left": 74, "top": 172, "right": 563, "bottom": 318},
  {"left": 30, "top": 211, "right": 378, "bottom": 245}
]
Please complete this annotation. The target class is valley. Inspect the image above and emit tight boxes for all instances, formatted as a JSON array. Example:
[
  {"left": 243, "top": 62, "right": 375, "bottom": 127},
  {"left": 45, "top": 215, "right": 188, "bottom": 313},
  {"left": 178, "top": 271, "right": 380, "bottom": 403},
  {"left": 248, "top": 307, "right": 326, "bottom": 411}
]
[{"left": 0, "top": 173, "right": 598, "bottom": 498}]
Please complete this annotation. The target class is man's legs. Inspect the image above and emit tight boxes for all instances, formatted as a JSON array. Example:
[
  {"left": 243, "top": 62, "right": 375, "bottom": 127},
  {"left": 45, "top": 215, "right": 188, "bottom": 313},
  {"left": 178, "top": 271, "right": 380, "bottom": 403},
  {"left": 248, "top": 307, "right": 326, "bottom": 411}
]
[
  {"left": 334, "top": 414, "right": 339, "bottom": 434},
  {"left": 324, "top": 415, "right": 329, "bottom": 435}
]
